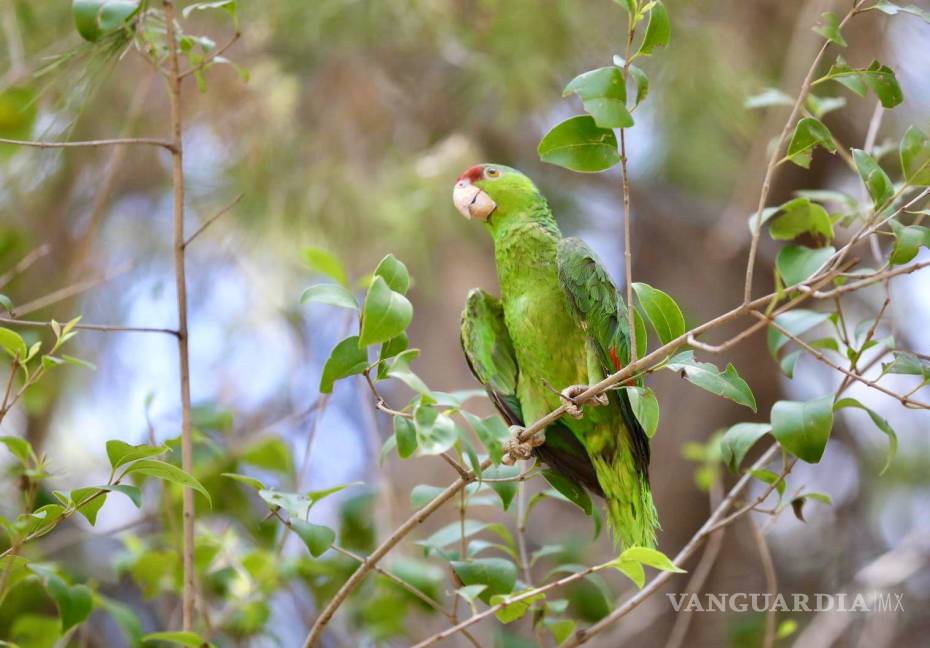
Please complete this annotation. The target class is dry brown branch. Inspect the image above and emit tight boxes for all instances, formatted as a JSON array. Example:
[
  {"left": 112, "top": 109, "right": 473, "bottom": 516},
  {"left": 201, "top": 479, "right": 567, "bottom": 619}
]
[
  {"left": 0, "top": 244, "right": 51, "bottom": 290},
  {"left": 749, "top": 515, "right": 777, "bottom": 648},
  {"left": 9, "top": 264, "right": 132, "bottom": 317},
  {"left": 162, "top": 0, "right": 197, "bottom": 631}
]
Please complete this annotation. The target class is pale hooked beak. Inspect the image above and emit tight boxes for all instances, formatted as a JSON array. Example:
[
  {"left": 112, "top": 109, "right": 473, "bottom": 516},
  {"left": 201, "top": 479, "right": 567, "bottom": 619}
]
[{"left": 453, "top": 180, "right": 496, "bottom": 221}]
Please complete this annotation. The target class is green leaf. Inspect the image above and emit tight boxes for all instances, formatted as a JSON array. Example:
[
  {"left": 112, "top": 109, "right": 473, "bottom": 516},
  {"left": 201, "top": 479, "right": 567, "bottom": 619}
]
[
  {"left": 632, "top": 283, "right": 685, "bottom": 345},
  {"left": 638, "top": 1, "right": 671, "bottom": 55},
  {"left": 766, "top": 309, "right": 830, "bottom": 357},
  {"left": 307, "top": 481, "right": 362, "bottom": 505},
  {"left": 319, "top": 335, "right": 368, "bottom": 394},
  {"left": 373, "top": 254, "right": 410, "bottom": 294},
  {"left": 770, "top": 396, "right": 834, "bottom": 463},
  {"left": 358, "top": 277, "right": 413, "bottom": 347},
  {"left": 870, "top": 1, "right": 930, "bottom": 23},
  {"left": 720, "top": 423, "right": 772, "bottom": 472},
  {"left": 541, "top": 469, "right": 593, "bottom": 516},
  {"left": 834, "top": 398, "right": 897, "bottom": 474},
  {"left": 0, "top": 436, "right": 34, "bottom": 465},
  {"left": 73, "top": 0, "right": 139, "bottom": 42},
  {"left": 71, "top": 487, "right": 106, "bottom": 526},
  {"left": 629, "top": 64, "right": 649, "bottom": 108},
  {"left": 813, "top": 11, "right": 847, "bottom": 47},
  {"left": 240, "top": 436, "right": 293, "bottom": 474},
  {"left": 0, "top": 294, "right": 12, "bottom": 312},
  {"left": 221, "top": 472, "right": 265, "bottom": 491},
  {"left": 563, "top": 66, "right": 632, "bottom": 129},
  {"left": 489, "top": 591, "right": 546, "bottom": 623},
  {"left": 817, "top": 58, "right": 903, "bottom": 108},
  {"left": 806, "top": 94, "right": 847, "bottom": 119},
  {"left": 785, "top": 117, "right": 837, "bottom": 169},
  {"left": 419, "top": 519, "right": 491, "bottom": 554},
  {"left": 609, "top": 546, "right": 685, "bottom": 588},
  {"left": 301, "top": 247, "right": 348, "bottom": 287},
  {"left": 545, "top": 618, "right": 577, "bottom": 646},
  {"left": 776, "top": 245, "right": 835, "bottom": 286},
  {"left": 413, "top": 405, "right": 457, "bottom": 455},
  {"left": 394, "top": 415, "right": 417, "bottom": 459},
  {"left": 745, "top": 88, "right": 793, "bottom": 109},
  {"left": 750, "top": 468, "right": 785, "bottom": 497},
  {"left": 483, "top": 465, "right": 520, "bottom": 511},
  {"left": 385, "top": 349, "right": 430, "bottom": 394},
  {"left": 0, "top": 327, "right": 27, "bottom": 360},
  {"left": 462, "top": 412, "right": 510, "bottom": 464},
  {"left": 142, "top": 631, "right": 210, "bottom": 647},
  {"left": 790, "top": 491, "right": 833, "bottom": 521},
  {"left": 624, "top": 386, "right": 659, "bottom": 438},
  {"left": 99, "top": 597, "right": 143, "bottom": 648},
  {"left": 768, "top": 198, "right": 834, "bottom": 241},
  {"left": 538, "top": 115, "right": 620, "bottom": 173},
  {"left": 613, "top": 0, "right": 636, "bottom": 15},
  {"left": 451, "top": 558, "right": 517, "bottom": 603},
  {"left": 853, "top": 149, "right": 894, "bottom": 205},
  {"left": 889, "top": 220, "right": 928, "bottom": 265},
  {"left": 780, "top": 349, "right": 803, "bottom": 378},
  {"left": 410, "top": 484, "right": 445, "bottom": 509},
  {"left": 299, "top": 284, "right": 358, "bottom": 311},
  {"left": 106, "top": 441, "right": 169, "bottom": 470},
  {"left": 124, "top": 459, "right": 212, "bottom": 506},
  {"left": 882, "top": 351, "right": 930, "bottom": 379},
  {"left": 899, "top": 126, "right": 930, "bottom": 186},
  {"left": 665, "top": 351, "right": 757, "bottom": 411},
  {"left": 36, "top": 569, "right": 93, "bottom": 633},
  {"left": 291, "top": 519, "right": 335, "bottom": 557}
]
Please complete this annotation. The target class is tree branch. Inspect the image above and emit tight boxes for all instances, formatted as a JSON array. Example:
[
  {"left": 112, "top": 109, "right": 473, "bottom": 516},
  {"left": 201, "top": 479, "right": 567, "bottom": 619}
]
[
  {"left": 743, "top": 1, "right": 866, "bottom": 305},
  {"left": 0, "top": 136, "right": 174, "bottom": 151},
  {"left": 162, "top": 0, "right": 197, "bottom": 631}
]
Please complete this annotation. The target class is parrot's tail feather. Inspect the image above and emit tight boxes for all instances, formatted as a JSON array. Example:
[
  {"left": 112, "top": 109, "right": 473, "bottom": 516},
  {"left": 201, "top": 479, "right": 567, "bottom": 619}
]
[{"left": 592, "top": 453, "right": 659, "bottom": 549}]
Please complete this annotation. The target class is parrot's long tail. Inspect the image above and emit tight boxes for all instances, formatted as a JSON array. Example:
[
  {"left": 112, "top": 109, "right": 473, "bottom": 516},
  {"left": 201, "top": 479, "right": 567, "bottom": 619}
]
[
  {"left": 592, "top": 451, "right": 659, "bottom": 549},
  {"left": 590, "top": 388, "right": 659, "bottom": 548}
]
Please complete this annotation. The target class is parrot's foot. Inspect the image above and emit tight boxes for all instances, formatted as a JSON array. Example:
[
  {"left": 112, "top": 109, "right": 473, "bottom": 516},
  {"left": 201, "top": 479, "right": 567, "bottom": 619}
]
[
  {"left": 502, "top": 425, "right": 544, "bottom": 465},
  {"left": 560, "top": 384, "right": 609, "bottom": 419}
]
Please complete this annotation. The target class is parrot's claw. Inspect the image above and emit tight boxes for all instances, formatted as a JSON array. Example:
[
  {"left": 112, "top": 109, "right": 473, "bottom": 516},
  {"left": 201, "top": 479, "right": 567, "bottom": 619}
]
[
  {"left": 560, "top": 384, "right": 609, "bottom": 419},
  {"left": 502, "top": 425, "right": 544, "bottom": 465}
]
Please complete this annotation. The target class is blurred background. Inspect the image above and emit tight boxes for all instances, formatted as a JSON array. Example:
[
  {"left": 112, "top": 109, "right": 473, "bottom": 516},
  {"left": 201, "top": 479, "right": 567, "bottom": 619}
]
[{"left": 0, "top": 0, "right": 929, "bottom": 646}]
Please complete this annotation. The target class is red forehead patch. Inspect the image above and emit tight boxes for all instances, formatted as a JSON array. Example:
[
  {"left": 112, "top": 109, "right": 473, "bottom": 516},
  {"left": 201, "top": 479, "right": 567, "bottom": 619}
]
[{"left": 457, "top": 165, "right": 483, "bottom": 183}]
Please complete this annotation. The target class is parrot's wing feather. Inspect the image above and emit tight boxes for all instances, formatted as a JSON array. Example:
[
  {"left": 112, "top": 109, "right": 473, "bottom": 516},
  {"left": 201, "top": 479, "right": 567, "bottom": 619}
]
[
  {"left": 556, "top": 237, "right": 651, "bottom": 478},
  {"left": 460, "top": 288, "right": 522, "bottom": 424},
  {"left": 460, "top": 288, "right": 604, "bottom": 497}
]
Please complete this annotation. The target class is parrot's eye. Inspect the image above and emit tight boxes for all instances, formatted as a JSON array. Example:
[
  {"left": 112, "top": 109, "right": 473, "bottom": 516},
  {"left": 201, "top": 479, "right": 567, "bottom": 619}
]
[{"left": 485, "top": 167, "right": 500, "bottom": 178}]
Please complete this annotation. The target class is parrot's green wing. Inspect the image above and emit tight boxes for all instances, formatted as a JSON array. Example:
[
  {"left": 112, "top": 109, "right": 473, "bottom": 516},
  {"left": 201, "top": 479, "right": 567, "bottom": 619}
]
[
  {"left": 556, "top": 237, "right": 651, "bottom": 478},
  {"left": 460, "top": 288, "right": 604, "bottom": 496}
]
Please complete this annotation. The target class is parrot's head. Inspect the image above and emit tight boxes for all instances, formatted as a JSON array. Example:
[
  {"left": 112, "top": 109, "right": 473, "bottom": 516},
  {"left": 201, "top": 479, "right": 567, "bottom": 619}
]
[{"left": 452, "top": 164, "right": 541, "bottom": 224}]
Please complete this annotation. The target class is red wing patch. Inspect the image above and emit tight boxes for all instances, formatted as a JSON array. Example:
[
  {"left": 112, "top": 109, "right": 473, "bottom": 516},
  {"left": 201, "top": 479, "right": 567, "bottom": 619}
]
[
  {"left": 457, "top": 165, "right": 483, "bottom": 183},
  {"left": 609, "top": 346, "right": 622, "bottom": 371}
]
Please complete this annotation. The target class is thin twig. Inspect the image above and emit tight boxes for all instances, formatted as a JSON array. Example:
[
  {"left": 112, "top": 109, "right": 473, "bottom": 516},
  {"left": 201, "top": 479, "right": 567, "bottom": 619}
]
[
  {"left": 178, "top": 31, "right": 240, "bottom": 80},
  {"left": 182, "top": 193, "right": 243, "bottom": 248},
  {"left": 0, "top": 136, "right": 174, "bottom": 151},
  {"left": 744, "top": 1, "right": 866, "bottom": 305},
  {"left": 756, "top": 311, "right": 930, "bottom": 408},
  {"left": 0, "top": 316, "right": 179, "bottom": 337}
]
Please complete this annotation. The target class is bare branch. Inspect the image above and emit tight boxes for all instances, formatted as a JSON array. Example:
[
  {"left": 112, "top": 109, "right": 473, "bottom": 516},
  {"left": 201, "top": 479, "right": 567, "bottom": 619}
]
[
  {"left": 749, "top": 515, "right": 777, "bottom": 648},
  {"left": 10, "top": 264, "right": 133, "bottom": 317},
  {"left": 162, "top": 0, "right": 197, "bottom": 631},
  {"left": 0, "top": 136, "right": 174, "bottom": 151},
  {"left": 0, "top": 244, "right": 51, "bottom": 290},
  {"left": 0, "top": 316, "right": 179, "bottom": 337},
  {"left": 183, "top": 193, "right": 243, "bottom": 248}
]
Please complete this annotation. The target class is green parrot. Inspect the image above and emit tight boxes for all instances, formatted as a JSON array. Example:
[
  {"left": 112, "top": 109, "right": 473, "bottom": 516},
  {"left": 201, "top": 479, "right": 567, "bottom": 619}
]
[{"left": 453, "top": 163, "right": 658, "bottom": 548}]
